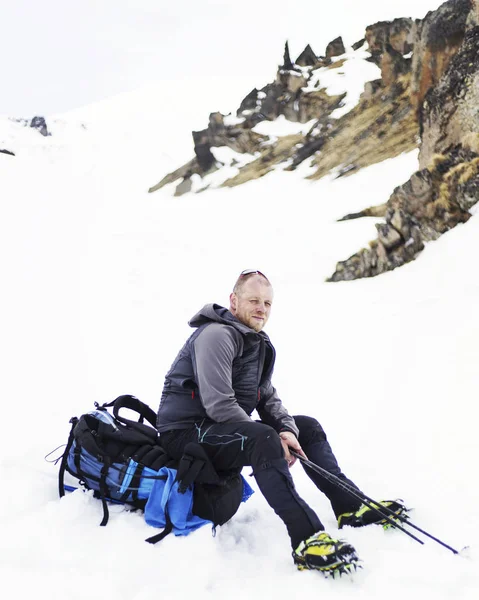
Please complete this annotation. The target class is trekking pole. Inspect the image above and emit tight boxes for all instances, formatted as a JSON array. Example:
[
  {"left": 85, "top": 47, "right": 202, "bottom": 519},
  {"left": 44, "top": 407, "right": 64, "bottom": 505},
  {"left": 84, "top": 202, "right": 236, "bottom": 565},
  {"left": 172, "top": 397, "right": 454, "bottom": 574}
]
[
  {"left": 290, "top": 451, "right": 424, "bottom": 546},
  {"left": 291, "top": 451, "right": 461, "bottom": 555}
]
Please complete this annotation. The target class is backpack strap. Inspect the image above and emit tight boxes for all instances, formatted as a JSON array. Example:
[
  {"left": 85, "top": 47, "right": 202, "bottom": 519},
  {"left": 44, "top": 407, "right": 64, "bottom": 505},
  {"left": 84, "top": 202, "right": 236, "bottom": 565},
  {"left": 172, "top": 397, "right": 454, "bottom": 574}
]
[
  {"left": 58, "top": 417, "right": 79, "bottom": 498},
  {"left": 118, "top": 462, "right": 145, "bottom": 503},
  {"left": 145, "top": 511, "right": 173, "bottom": 544},
  {"left": 99, "top": 458, "right": 112, "bottom": 527}
]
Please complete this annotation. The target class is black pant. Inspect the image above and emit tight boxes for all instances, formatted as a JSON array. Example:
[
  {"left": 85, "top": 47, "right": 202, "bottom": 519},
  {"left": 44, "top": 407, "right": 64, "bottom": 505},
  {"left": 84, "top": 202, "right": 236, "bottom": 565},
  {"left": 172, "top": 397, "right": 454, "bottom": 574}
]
[{"left": 159, "top": 415, "right": 361, "bottom": 549}]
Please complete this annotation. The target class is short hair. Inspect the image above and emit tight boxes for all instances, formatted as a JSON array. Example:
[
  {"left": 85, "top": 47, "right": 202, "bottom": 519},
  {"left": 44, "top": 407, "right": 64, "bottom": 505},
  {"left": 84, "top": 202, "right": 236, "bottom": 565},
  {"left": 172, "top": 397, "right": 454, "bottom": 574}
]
[{"left": 232, "top": 271, "right": 271, "bottom": 295}]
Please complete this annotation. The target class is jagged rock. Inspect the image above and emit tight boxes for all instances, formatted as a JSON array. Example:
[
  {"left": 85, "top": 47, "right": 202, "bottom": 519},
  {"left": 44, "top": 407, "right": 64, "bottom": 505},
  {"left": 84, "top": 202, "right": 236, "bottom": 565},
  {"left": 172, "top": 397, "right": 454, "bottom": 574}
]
[
  {"left": 191, "top": 111, "right": 268, "bottom": 169},
  {"left": 148, "top": 110, "right": 269, "bottom": 192},
  {"left": 411, "top": 0, "right": 470, "bottom": 115},
  {"left": 429, "top": 152, "right": 479, "bottom": 212},
  {"left": 148, "top": 158, "right": 200, "bottom": 193},
  {"left": 174, "top": 177, "right": 193, "bottom": 196},
  {"left": 150, "top": 9, "right": 420, "bottom": 196},
  {"left": 237, "top": 88, "right": 259, "bottom": 115},
  {"left": 282, "top": 41, "right": 294, "bottom": 70},
  {"left": 325, "top": 37, "right": 345, "bottom": 58},
  {"left": 288, "top": 135, "right": 327, "bottom": 170},
  {"left": 208, "top": 112, "right": 226, "bottom": 135},
  {"left": 193, "top": 129, "right": 216, "bottom": 172},
  {"left": 338, "top": 203, "right": 388, "bottom": 221},
  {"left": 338, "top": 204, "right": 388, "bottom": 221},
  {"left": 376, "top": 222, "right": 402, "bottom": 249},
  {"left": 276, "top": 69, "right": 308, "bottom": 95},
  {"left": 0, "top": 149, "right": 15, "bottom": 156},
  {"left": 296, "top": 44, "right": 318, "bottom": 67},
  {"left": 256, "top": 83, "right": 283, "bottom": 120},
  {"left": 335, "top": 164, "right": 358, "bottom": 178},
  {"left": 352, "top": 38, "right": 366, "bottom": 51},
  {"left": 419, "top": 23, "right": 479, "bottom": 167},
  {"left": 380, "top": 44, "right": 411, "bottom": 85},
  {"left": 328, "top": 146, "right": 478, "bottom": 281},
  {"left": 365, "top": 18, "right": 415, "bottom": 58},
  {"left": 30, "top": 116, "right": 50, "bottom": 136}
]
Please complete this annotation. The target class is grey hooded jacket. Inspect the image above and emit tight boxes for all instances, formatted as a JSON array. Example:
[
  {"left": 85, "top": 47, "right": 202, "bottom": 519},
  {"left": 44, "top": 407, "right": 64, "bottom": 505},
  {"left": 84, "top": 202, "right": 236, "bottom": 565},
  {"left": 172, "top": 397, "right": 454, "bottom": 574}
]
[{"left": 156, "top": 303, "right": 298, "bottom": 436}]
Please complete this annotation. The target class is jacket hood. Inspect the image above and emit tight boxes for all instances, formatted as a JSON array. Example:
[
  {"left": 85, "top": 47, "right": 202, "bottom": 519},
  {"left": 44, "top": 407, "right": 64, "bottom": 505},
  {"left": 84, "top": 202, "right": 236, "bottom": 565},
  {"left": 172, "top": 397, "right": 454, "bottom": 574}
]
[{"left": 189, "top": 303, "right": 263, "bottom": 336}]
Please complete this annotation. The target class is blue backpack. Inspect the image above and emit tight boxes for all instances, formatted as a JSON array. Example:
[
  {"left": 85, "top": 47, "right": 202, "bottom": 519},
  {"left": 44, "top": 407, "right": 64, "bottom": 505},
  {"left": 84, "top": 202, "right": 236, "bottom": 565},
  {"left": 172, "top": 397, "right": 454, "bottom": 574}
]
[{"left": 58, "top": 395, "right": 253, "bottom": 543}]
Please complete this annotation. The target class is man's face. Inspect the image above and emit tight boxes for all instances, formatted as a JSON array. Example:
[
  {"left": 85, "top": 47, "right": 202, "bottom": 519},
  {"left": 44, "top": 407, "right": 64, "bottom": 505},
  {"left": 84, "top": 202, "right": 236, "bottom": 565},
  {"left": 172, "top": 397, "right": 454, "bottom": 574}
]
[{"left": 229, "top": 276, "right": 273, "bottom": 332}]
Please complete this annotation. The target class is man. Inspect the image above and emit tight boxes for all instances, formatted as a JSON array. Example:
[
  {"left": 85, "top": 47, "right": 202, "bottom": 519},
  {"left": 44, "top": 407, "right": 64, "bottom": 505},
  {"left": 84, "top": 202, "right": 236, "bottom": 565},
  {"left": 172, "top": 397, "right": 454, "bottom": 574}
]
[{"left": 157, "top": 270, "right": 405, "bottom": 575}]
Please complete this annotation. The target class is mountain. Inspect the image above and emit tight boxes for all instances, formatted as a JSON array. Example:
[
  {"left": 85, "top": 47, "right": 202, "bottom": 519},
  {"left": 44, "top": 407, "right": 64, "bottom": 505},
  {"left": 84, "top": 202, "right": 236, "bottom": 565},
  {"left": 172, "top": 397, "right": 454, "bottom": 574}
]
[{"left": 151, "top": 0, "right": 479, "bottom": 282}]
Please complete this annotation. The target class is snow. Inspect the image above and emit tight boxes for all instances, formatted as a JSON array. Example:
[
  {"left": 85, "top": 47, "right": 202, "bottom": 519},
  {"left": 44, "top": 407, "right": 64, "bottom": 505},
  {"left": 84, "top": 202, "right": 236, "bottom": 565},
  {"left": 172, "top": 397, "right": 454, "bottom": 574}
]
[
  {"left": 1, "top": 95, "right": 478, "bottom": 598},
  {"left": 252, "top": 115, "right": 318, "bottom": 137},
  {"left": 304, "top": 48, "right": 382, "bottom": 118},
  {"left": 1, "top": 2, "right": 478, "bottom": 598},
  {"left": 188, "top": 146, "right": 260, "bottom": 192}
]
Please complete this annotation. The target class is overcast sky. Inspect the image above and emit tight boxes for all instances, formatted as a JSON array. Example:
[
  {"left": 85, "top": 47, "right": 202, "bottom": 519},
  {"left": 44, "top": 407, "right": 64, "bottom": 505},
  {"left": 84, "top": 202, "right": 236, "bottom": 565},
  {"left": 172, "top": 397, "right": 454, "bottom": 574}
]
[{"left": 2, "top": 0, "right": 443, "bottom": 117}]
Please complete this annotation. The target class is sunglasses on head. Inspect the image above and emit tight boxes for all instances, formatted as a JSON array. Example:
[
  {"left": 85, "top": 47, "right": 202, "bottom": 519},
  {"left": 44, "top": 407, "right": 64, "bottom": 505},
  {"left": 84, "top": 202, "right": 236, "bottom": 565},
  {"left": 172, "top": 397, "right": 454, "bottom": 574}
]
[{"left": 239, "top": 269, "right": 269, "bottom": 281}]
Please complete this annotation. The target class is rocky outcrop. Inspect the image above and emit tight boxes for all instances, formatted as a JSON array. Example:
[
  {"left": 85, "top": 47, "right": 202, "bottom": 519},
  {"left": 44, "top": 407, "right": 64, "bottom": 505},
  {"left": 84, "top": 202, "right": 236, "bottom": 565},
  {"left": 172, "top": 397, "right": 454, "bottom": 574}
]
[
  {"left": 365, "top": 18, "right": 415, "bottom": 65},
  {"left": 282, "top": 41, "right": 294, "bottom": 70},
  {"left": 150, "top": 0, "right": 479, "bottom": 284},
  {"left": 150, "top": 23, "right": 420, "bottom": 196},
  {"left": 352, "top": 38, "right": 366, "bottom": 51},
  {"left": 296, "top": 44, "right": 319, "bottom": 67},
  {"left": 12, "top": 115, "right": 51, "bottom": 136},
  {"left": 366, "top": 18, "right": 415, "bottom": 54},
  {"left": 306, "top": 72, "right": 418, "bottom": 181},
  {"left": 329, "top": 0, "right": 479, "bottom": 281},
  {"left": 149, "top": 41, "right": 351, "bottom": 195},
  {"left": 148, "top": 112, "right": 268, "bottom": 194},
  {"left": 419, "top": 22, "right": 479, "bottom": 167},
  {"left": 411, "top": 0, "right": 470, "bottom": 117},
  {"left": 329, "top": 146, "right": 479, "bottom": 281},
  {"left": 325, "top": 37, "right": 345, "bottom": 58},
  {"left": 30, "top": 116, "right": 50, "bottom": 136}
]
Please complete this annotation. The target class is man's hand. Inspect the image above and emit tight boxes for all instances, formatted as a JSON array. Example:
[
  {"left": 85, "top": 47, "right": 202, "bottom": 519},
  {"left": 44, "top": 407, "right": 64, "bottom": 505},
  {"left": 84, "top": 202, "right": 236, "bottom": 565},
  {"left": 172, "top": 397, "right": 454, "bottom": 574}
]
[{"left": 279, "top": 432, "right": 307, "bottom": 468}]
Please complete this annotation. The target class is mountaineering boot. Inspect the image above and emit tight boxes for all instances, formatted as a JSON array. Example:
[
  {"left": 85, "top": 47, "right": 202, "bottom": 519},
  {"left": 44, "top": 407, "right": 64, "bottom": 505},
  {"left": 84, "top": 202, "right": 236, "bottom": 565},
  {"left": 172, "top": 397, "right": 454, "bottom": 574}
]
[
  {"left": 293, "top": 531, "right": 360, "bottom": 577},
  {"left": 338, "top": 499, "right": 409, "bottom": 529}
]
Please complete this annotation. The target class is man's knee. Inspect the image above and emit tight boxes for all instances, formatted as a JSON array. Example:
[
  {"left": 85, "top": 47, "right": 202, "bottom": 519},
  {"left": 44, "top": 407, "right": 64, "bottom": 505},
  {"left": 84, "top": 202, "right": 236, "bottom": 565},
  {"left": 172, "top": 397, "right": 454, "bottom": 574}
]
[
  {"left": 244, "top": 422, "right": 284, "bottom": 466},
  {"left": 293, "top": 415, "right": 327, "bottom": 447}
]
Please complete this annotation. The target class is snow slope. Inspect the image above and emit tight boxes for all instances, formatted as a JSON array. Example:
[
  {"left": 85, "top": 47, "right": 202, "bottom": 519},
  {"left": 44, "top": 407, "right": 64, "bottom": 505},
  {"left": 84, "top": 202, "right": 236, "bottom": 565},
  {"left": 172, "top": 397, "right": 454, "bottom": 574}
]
[{"left": 1, "top": 54, "right": 478, "bottom": 600}]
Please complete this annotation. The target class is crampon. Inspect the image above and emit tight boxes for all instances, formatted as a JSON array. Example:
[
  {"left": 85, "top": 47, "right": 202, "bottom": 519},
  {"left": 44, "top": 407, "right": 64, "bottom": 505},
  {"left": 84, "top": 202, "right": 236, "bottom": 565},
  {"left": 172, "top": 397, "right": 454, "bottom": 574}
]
[
  {"left": 338, "top": 499, "right": 410, "bottom": 530},
  {"left": 293, "top": 531, "right": 361, "bottom": 578}
]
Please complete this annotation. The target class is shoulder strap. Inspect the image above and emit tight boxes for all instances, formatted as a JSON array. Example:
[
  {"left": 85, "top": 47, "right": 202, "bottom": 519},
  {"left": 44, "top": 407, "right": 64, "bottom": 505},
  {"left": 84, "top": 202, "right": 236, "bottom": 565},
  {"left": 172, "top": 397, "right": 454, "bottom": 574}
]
[
  {"left": 110, "top": 395, "right": 158, "bottom": 429},
  {"left": 101, "top": 394, "right": 156, "bottom": 429},
  {"left": 99, "top": 395, "right": 159, "bottom": 443}
]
